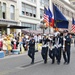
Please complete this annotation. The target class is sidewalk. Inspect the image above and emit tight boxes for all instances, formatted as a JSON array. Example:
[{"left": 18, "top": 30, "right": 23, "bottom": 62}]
[
  {"left": 0, "top": 51, "right": 28, "bottom": 60},
  {"left": 0, "top": 50, "right": 40, "bottom": 60},
  {"left": 0, "top": 43, "right": 74, "bottom": 60}
]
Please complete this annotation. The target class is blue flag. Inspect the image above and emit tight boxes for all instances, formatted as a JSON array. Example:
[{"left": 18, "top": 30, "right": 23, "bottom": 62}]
[
  {"left": 53, "top": 4, "right": 68, "bottom": 28},
  {"left": 72, "top": 17, "right": 75, "bottom": 24},
  {"left": 48, "top": 6, "right": 52, "bottom": 22}
]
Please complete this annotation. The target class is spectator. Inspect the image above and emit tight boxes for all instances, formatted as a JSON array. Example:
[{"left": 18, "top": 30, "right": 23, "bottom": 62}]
[{"left": 3, "top": 37, "right": 7, "bottom": 55}]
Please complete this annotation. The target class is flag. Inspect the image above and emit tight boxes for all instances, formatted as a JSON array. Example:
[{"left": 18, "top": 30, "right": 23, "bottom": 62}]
[
  {"left": 53, "top": 4, "right": 68, "bottom": 28},
  {"left": 49, "top": 0, "right": 54, "bottom": 27},
  {"left": 71, "top": 18, "right": 75, "bottom": 33},
  {"left": 43, "top": 7, "right": 49, "bottom": 27},
  {"left": 48, "top": 6, "right": 52, "bottom": 22}
]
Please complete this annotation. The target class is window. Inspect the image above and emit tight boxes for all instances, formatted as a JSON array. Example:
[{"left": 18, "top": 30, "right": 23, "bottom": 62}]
[
  {"left": 72, "top": 2, "right": 75, "bottom": 5},
  {"left": 40, "top": 9, "right": 44, "bottom": 19},
  {"left": 22, "top": 3, "right": 25, "bottom": 15},
  {"left": 62, "top": 7, "right": 65, "bottom": 14},
  {"left": 10, "top": 5, "right": 15, "bottom": 20},
  {"left": 21, "top": 22, "right": 37, "bottom": 30},
  {"left": 40, "top": 0, "right": 49, "bottom": 7},
  {"left": 70, "top": 12, "right": 73, "bottom": 17},
  {"left": 2, "top": 3, "right": 6, "bottom": 19},
  {"left": 22, "top": 3, "right": 36, "bottom": 18},
  {"left": 66, "top": 9, "right": 69, "bottom": 16},
  {"left": 40, "top": 0, "right": 44, "bottom": 6}
]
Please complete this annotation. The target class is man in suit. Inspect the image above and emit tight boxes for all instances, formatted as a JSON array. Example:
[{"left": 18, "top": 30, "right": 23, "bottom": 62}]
[
  {"left": 56, "top": 33, "right": 62, "bottom": 64},
  {"left": 63, "top": 30, "right": 71, "bottom": 64},
  {"left": 49, "top": 34, "right": 55, "bottom": 64},
  {"left": 51, "top": 32, "right": 62, "bottom": 64},
  {"left": 28, "top": 35, "right": 35, "bottom": 64},
  {"left": 41, "top": 34, "right": 49, "bottom": 64}
]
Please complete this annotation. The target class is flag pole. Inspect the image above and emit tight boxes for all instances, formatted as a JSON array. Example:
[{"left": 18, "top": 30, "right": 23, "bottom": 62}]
[
  {"left": 49, "top": 0, "right": 54, "bottom": 34},
  {"left": 49, "top": 26, "right": 50, "bottom": 34},
  {"left": 48, "top": 2, "right": 50, "bottom": 34},
  {"left": 49, "top": 22, "right": 51, "bottom": 34}
]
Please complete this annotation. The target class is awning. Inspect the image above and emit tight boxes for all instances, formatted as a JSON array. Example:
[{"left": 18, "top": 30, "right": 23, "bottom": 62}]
[
  {"left": 0, "top": 25, "right": 7, "bottom": 28},
  {"left": 0, "top": 25, "right": 31, "bottom": 29},
  {"left": 7, "top": 25, "right": 31, "bottom": 29},
  {"left": 22, "top": 30, "right": 42, "bottom": 34}
]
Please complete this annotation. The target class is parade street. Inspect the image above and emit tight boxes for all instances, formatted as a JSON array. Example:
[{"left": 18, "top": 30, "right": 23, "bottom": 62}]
[{"left": 0, "top": 44, "right": 75, "bottom": 75}]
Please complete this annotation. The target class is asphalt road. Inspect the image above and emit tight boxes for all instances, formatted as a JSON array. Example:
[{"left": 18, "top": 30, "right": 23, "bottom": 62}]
[{"left": 0, "top": 44, "right": 75, "bottom": 75}]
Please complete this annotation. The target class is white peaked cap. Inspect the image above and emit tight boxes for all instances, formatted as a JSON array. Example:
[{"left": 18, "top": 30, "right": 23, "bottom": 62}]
[
  {"left": 43, "top": 34, "right": 46, "bottom": 36},
  {"left": 54, "top": 31, "right": 60, "bottom": 36}
]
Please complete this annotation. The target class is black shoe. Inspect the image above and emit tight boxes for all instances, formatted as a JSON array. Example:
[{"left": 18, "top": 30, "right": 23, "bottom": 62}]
[
  {"left": 57, "top": 61, "right": 60, "bottom": 65},
  {"left": 63, "top": 62, "right": 66, "bottom": 64},
  {"left": 66, "top": 62, "right": 70, "bottom": 65},
  {"left": 51, "top": 61, "right": 54, "bottom": 64},
  {"left": 44, "top": 60, "right": 47, "bottom": 64},
  {"left": 31, "top": 61, "right": 34, "bottom": 64}
]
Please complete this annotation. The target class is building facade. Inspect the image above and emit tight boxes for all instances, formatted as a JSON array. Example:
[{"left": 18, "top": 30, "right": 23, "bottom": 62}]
[
  {"left": 17, "top": 0, "right": 49, "bottom": 34},
  {"left": 0, "top": 0, "right": 75, "bottom": 34},
  {"left": 0, "top": 0, "right": 19, "bottom": 34},
  {"left": 17, "top": 0, "right": 75, "bottom": 34}
]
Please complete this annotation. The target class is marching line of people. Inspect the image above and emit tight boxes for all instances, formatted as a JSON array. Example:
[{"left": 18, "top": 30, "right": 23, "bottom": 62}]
[{"left": 28, "top": 30, "right": 72, "bottom": 65}]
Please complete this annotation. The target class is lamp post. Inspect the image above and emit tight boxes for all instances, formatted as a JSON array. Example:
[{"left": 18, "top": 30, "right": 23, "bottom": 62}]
[{"left": 40, "top": 20, "right": 48, "bottom": 34}]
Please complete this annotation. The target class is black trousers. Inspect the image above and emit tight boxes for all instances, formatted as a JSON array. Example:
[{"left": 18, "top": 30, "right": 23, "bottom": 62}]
[
  {"left": 49, "top": 48, "right": 57, "bottom": 63},
  {"left": 63, "top": 46, "right": 70, "bottom": 63},
  {"left": 49, "top": 50, "right": 53, "bottom": 59},
  {"left": 28, "top": 48, "right": 35, "bottom": 62},
  {"left": 49, "top": 49, "right": 55, "bottom": 63},
  {"left": 49, "top": 47, "right": 61, "bottom": 63},
  {"left": 41, "top": 47, "right": 48, "bottom": 63},
  {"left": 57, "top": 47, "right": 61, "bottom": 63}
]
